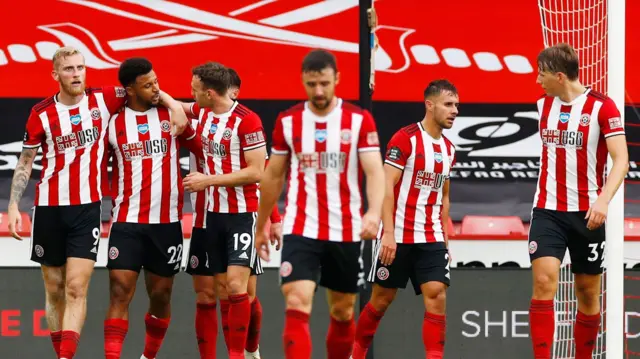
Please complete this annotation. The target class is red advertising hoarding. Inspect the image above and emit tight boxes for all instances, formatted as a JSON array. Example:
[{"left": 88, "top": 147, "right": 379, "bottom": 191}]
[{"left": 0, "top": 0, "right": 637, "bottom": 103}]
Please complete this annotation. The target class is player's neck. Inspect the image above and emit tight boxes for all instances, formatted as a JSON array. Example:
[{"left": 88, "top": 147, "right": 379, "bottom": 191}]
[
  {"left": 308, "top": 96, "right": 338, "bottom": 117},
  {"left": 127, "top": 98, "right": 151, "bottom": 113},
  {"left": 56, "top": 90, "right": 84, "bottom": 106},
  {"left": 210, "top": 96, "right": 235, "bottom": 115},
  {"left": 421, "top": 117, "right": 443, "bottom": 140},
  {"left": 558, "top": 81, "right": 588, "bottom": 103}
]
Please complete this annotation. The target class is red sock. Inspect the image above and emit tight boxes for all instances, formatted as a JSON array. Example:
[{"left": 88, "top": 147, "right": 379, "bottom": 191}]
[
  {"left": 143, "top": 313, "right": 170, "bottom": 359},
  {"left": 104, "top": 318, "right": 128, "bottom": 359},
  {"left": 220, "top": 299, "right": 231, "bottom": 351},
  {"left": 59, "top": 330, "right": 80, "bottom": 359},
  {"left": 326, "top": 316, "right": 356, "bottom": 359},
  {"left": 284, "top": 309, "right": 312, "bottom": 359},
  {"left": 51, "top": 330, "right": 62, "bottom": 357},
  {"left": 228, "top": 293, "right": 251, "bottom": 359},
  {"left": 196, "top": 303, "right": 218, "bottom": 359},
  {"left": 245, "top": 297, "right": 263, "bottom": 352},
  {"left": 574, "top": 311, "right": 601, "bottom": 359},
  {"left": 423, "top": 312, "right": 446, "bottom": 359},
  {"left": 529, "top": 299, "right": 554, "bottom": 359},
  {"left": 352, "top": 303, "right": 385, "bottom": 359}
]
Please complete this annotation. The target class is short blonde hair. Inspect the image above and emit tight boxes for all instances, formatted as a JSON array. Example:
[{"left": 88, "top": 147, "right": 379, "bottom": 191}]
[
  {"left": 537, "top": 43, "right": 580, "bottom": 80},
  {"left": 52, "top": 46, "right": 83, "bottom": 69}
]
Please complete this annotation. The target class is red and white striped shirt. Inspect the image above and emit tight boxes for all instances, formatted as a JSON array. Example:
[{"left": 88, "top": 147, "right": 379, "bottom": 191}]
[
  {"left": 384, "top": 123, "right": 456, "bottom": 243},
  {"left": 189, "top": 118, "right": 207, "bottom": 228},
  {"left": 191, "top": 101, "right": 266, "bottom": 214},
  {"left": 109, "top": 106, "right": 198, "bottom": 224},
  {"left": 534, "top": 89, "right": 624, "bottom": 212},
  {"left": 23, "top": 86, "right": 126, "bottom": 206},
  {"left": 271, "top": 99, "right": 380, "bottom": 242}
]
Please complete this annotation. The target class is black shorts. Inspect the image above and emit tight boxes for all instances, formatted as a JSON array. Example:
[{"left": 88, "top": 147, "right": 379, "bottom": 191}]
[
  {"left": 202, "top": 212, "right": 262, "bottom": 275},
  {"left": 107, "top": 222, "right": 184, "bottom": 277},
  {"left": 186, "top": 227, "right": 262, "bottom": 276},
  {"left": 528, "top": 207, "right": 606, "bottom": 275},
  {"left": 30, "top": 202, "right": 102, "bottom": 266},
  {"left": 369, "top": 241, "right": 450, "bottom": 295},
  {"left": 279, "top": 235, "right": 364, "bottom": 294}
]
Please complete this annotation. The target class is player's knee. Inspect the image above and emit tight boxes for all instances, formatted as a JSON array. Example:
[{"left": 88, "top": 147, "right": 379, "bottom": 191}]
[
  {"left": 533, "top": 272, "right": 558, "bottom": 297},
  {"left": 330, "top": 303, "right": 354, "bottom": 321},
  {"left": 370, "top": 291, "right": 395, "bottom": 313},
  {"left": 195, "top": 287, "right": 217, "bottom": 304},
  {"left": 44, "top": 277, "right": 66, "bottom": 303},
  {"left": 109, "top": 280, "right": 135, "bottom": 305},
  {"left": 149, "top": 286, "right": 173, "bottom": 307},
  {"left": 226, "top": 277, "right": 247, "bottom": 295},
  {"left": 575, "top": 285, "right": 600, "bottom": 309},
  {"left": 424, "top": 287, "right": 447, "bottom": 314},
  {"left": 285, "top": 290, "right": 312, "bottom": 312},
  {"left": 65, "top": 278, "right": 88, "bottom": 302}
]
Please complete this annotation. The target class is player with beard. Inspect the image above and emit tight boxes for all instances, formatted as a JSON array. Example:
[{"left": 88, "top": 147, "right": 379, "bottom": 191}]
[
  {"left": 255, "top": 49, "right": 385, "bottom": 359},
  {"left": 102, "top": 58, "right": 201, "bottom": 359},
  {"left": 351, "top": 80, "right": 458, "bottom": 359},
  {"left": 7, "top": 47, "right": 186, "bottom": 359}
]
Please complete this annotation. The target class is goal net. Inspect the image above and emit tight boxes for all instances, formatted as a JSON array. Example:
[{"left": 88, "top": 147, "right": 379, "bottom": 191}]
[{"left": 538, "top": 0, "right": 626, "bottom": 358}]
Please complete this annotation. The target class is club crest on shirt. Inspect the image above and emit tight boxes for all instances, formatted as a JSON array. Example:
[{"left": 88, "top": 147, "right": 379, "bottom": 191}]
[
  {"left": 223, "top": 128, "right": 233, "bottom": 140},
  {"left": 580, "top": 114, "right": 591, "bottom": 126},
  {"left": 559, "top": 112, "right": 571, "bottom": 123},
  {"left": 340, "top": 129, "right": 352, "bottom": 144},
  {"left": 434, "top": 152, "right": 443, "bottom": 163},
  {"left": 137, "top": 123, "right": 149, "bottom": 134},
  {"left": 160, "top": 120, "right": 171, "bottom": 133},
  {"left": 69, "top": 114, "right": 82, "bottom": 126},
  {"left": 90, "top": 107, "right": 101, "bottom": 120},
  {"left": 209, "top": 123, "right": 218, "bottom": 134},
  {"left": 315, "top": 129, "right": 327, "bottom": 143}
]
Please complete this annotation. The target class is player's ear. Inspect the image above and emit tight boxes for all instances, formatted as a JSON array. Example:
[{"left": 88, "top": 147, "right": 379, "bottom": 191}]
[
  {"left": 425, "top": 98, "right": 434, "bottom": 111},
  {"left": 125, "top": 86, "right": 135, "bottom": 97},
  {"left": 335, "top": 71, "right": 341, "bottom": 86},
  {"left": 51, "top": 69, "right": 59, "bottom": 82}
]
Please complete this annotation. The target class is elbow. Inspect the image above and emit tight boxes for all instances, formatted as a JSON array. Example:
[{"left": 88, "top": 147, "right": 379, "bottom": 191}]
[{"left": 251, "top": 167, "right": 264, "bottom": 184}]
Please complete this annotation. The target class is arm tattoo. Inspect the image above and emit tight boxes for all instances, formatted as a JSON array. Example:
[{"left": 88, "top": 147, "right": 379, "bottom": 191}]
[{"left": 9, "top": 148, "right": 37, "bottom": 206}]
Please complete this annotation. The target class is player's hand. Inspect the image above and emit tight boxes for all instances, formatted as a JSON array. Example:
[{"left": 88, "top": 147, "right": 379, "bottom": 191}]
[
  {"left": 255, "top": 228, "right": 271, "bottom": 261},
  {"left": 585, "top": 196, "right": 608, "bottom": 230},
  {"left": 269, "top": 221, "right": 283, "bottom": 250},
  {"left": 7, "top": 204, "right": 23, "bottom": 240},
  {"left": 183, "top": 172, "right": 210, "bottom": 192},
  {"left": 379, "top": 231, "right": 396, "bottom": 266},
  {"left": 360, "top": 210, "right": 380, "bottom": 240}
]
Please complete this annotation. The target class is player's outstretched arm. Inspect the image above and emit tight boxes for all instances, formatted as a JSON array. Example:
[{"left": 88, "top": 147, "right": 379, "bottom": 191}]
[
  {"left": 586, "top": 135, "right": 629, "bottom": 230},
  {"left": 7, "top": 147, "right": 37, "bottom": 240},
  {"left": 359, "top": 151, "right": 385, "bottom": 239},
  {"left": 255, "top": 154, "right": 288, "bottom": 261}
]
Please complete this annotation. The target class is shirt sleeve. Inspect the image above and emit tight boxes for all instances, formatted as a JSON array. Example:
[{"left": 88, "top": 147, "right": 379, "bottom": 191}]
[
  {"left": 23, "top": 109, "right": 45, "bottom": 149},
  {"left": 357, "top": 110, "right": 381, "bottom": 152},
  {"left": 101, "top": 86, "right": 127, "bottom": 114},
  {"left": 271, "top": 113, "right": 289, "bottom": 155},
  {"left": 238, "top": 112, "right": 266, "bottom": 151},
  {"left": 598, "top": 97, "right": 625, "bottom": 138},
  {"left": 189, "top": 102, "right": 201, "bottom": 118},
  {"left": 384, "top": 130, "right": 412, "bottom": 170}
]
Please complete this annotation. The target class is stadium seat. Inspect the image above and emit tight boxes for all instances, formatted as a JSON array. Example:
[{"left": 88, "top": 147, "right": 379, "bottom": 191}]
[
  {"left": 460, "top": 215, "right": 526, "bottom": 236},
  {"left": 625, "top": 218, "right": 640, "bottom": 237},
  {"left": 446, "top": 217, "right": 455, "bottom": 235},
  {"left": 0, "top": 211, "right": 32, "bottom": 234}
]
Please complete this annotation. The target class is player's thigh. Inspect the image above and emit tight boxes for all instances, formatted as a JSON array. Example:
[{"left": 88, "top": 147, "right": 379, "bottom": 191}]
[
  {"left": 206, "top": 212, "right": 228, "bottom": 275},
  {"left": 528, "top": 208, "right": 570, "bottom": 264},
  {"left": 568, "top": 212, "right": 606, "bottom": 275},
  {"left": 279, "top": 235, "right": 323, "bottom": 287},
  {"left": 412, "top": 242, "right": 450, "bottom": 296},
  {"left": 144, "top": 222, "right": 184, "bottom": 278},
  {"left": 31, "top": 206, "right": 66, "bottom": 267},
  {"left": 368, "top": 240, "right": 413, "bottom": 292},
  {"left": 63, "top": 201, "right": 102, "bottom": 262},
  {"left": 185, "top": 227, "right": 215, "bottom": 276},
  {"left": 107, "top": 223, "right": 145, "bottom": 273},
  {"left": 108, "top": 269, "right": 140, "bottom": 302},
  {"left": 320, "top": 241, "right": 364, "bottom": 294},
  {"left": 223, "top": 212, "right": 258, "bottom": 270}
]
